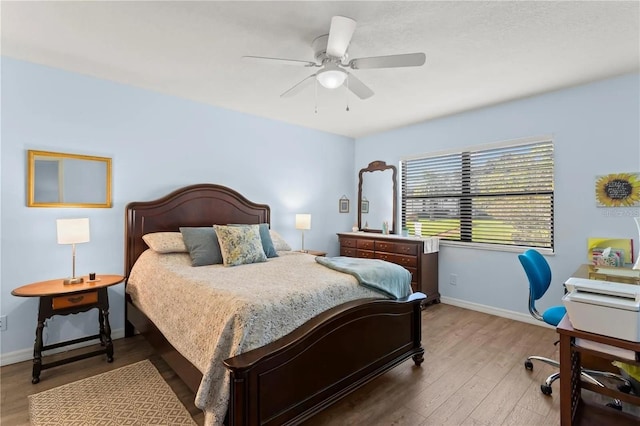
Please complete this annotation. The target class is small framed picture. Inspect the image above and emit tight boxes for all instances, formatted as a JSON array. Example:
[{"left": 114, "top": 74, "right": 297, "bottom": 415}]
[
  {"left": 361, "top": 200, "right": 369, "bottom": 214},
  {"left": 339, "top": 198, "right": 350, "bottom": 213}
]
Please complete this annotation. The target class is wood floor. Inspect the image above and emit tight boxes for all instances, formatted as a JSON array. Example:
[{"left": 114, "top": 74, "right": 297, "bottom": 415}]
[{"left": 1, "top": 304, "right": 567, "bottom": 425}]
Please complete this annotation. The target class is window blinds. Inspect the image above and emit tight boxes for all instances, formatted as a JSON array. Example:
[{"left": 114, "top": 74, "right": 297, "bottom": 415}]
[{"left": 401, "top": 139, "right": 554, "bottom": 249}]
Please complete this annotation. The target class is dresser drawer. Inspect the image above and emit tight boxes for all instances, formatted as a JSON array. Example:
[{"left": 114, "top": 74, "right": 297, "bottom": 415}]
[
  {"left": 375, "top": 252, "right": 418, "bottom": 268},
  {"left": 374, "top": 241, "right": 419, "bottom": 255},
  {"left": 394, "top": 243, "right": 418, "bottom": 256},
  {"left": 340, "top": 247, "right": 357, "bottom": 257},
  {"left": 356, "top": 239, "right": 374, "bottom": 250},
  {"left": 340, "top": 238, "right": 357, "bottom": 248},
  {"left": 374, "top": 241, "right": 394, "bottom": 253},
  {"left": 52, "top": 291, "right": 98, "bottom": 310},
  {"left": 357, "top": 249, "right": 375, "bottom": 259},
  {"left": 405, "top": 267, "right": 418, "bottom": 284}
]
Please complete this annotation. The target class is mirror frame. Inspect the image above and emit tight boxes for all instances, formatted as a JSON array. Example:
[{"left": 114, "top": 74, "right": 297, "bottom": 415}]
[
  {"left": 27, "top": 150, "right": 112, "bottom": 208},
  {"left": 358, "top": 160, "right": 398, "bottom": 234}
]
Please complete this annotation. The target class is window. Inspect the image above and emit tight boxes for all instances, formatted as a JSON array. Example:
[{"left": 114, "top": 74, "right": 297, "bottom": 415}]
[{"left": 401, "top": 137, "right": 554, "bottom": 250}]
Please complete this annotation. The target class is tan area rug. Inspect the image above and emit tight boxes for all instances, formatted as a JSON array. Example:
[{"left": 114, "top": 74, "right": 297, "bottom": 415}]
[{"left": 28, "top": 360, "right": 196, "bottom": 425}]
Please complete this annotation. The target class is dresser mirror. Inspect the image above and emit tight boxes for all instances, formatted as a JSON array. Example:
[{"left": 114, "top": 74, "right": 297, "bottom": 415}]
[
  {"left": 27, "top": 150, "right": 112, "bottom": 208},
  {"left": 358, "top": 161, "right": 397, "bottom": 234}
]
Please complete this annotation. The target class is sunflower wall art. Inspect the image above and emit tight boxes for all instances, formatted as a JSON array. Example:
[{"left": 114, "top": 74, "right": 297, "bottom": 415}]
[{"left": 595, "top": 172, "right": 640, "bottom": 207}]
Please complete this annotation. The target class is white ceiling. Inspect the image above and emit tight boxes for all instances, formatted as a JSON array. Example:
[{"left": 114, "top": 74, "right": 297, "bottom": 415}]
[{"left": 2, "top": 1, "right": 639, "bottom": 138}]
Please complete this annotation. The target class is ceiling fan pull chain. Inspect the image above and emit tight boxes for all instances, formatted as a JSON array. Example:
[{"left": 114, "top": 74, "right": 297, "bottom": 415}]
[
  {"left": 314, "top": 78, "right": 318, "bottom": 114},
  {"left": 345, "top": 75, "right": 350, "bottom": 112}
]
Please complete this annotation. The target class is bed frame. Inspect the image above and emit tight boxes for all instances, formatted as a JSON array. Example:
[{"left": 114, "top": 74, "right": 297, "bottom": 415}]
[{"left": 124, "top": 183, "right": 424, "bottom": 426}]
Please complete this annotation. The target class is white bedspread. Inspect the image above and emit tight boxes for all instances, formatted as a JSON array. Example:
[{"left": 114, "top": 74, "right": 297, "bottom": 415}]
[{"left": 126, "top": 250, "right": 383, "bottom": 425}]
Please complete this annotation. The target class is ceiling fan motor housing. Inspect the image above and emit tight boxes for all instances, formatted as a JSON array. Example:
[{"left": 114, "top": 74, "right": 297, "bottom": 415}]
[{"left": 312, "top": 34, "right": 347, "bottom": 64}]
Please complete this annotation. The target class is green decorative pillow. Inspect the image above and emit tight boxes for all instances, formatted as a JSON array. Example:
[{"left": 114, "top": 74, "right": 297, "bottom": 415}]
[
  {"left": 229, "top": 223, "right": 278, "bottom": 258},
  {"left": 179, "top": 227, "right": 223, "bottom": 266},
  {"left": 142, "top": 232, "right": 188, "bottom": 253},
  {"left": 214, "top": 224, "right": 267, "bottom": 267}
]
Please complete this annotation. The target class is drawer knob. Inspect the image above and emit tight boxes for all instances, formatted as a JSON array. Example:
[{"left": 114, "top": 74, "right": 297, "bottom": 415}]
[{"left": 67, "top": 296, "right": 84, "bottom": 304}]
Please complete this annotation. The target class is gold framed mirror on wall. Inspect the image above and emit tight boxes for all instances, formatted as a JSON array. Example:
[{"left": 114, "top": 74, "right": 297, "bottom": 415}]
[{"left": 27, "top": 150, "right": 112, "bottom": 208}]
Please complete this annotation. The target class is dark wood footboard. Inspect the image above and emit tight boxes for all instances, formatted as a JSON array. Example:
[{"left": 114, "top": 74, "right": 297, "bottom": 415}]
[
  {"left": 224, "top": 297, "right": 424, "bottom": 426},
  {"left": 127, "top": 294, "right": 424, "bottom": 426}
]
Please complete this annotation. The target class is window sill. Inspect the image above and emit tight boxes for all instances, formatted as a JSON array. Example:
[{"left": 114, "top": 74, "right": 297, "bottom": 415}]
[{"left": 439, "top": 240, "right": 555, "bottom": 255}]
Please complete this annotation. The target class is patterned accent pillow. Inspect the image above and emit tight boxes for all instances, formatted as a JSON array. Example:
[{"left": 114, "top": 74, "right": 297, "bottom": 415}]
[
  {"left": 214, "top": 225, "right": 267, "bottom": 266},
  {"left": 269, "top": 230, "right": 292, "bottom": 251},
  {"left": 142, "top": 232, "right": 188, "bottom": 253},
  {"left": 228, "top": 223, "right": 278, "bottom": 258}
]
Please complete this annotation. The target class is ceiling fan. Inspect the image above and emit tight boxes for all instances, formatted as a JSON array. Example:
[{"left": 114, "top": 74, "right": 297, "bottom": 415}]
[{"left": 243, "top": 16, "right": 426, "bottom": 100}]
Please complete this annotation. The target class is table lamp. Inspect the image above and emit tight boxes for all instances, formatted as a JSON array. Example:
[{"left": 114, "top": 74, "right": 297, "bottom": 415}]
[
  {"left": 57, "top": 218, "right": 90, "bottom": 284},
  {"left": 295, "top": 214, "right": 311, "bottom": 253}
]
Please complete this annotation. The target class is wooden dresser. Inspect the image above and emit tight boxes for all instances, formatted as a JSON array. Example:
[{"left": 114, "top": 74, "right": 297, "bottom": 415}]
[{"left": 337, "top": 232, "right": 439, "bottom": 305}]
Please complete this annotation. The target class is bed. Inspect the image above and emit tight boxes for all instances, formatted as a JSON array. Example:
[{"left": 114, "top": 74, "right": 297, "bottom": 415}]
[{"left": 124, "top": 183, "right": 425, "bottom": 426}]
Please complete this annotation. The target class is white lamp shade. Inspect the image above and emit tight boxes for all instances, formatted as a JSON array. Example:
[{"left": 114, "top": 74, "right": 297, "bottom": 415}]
[
  {"left": 57, "top": 218, "right": 90, "bottom": 244},
  {"left": 295, "top": 214, "right": 311, "bottom": 230}
]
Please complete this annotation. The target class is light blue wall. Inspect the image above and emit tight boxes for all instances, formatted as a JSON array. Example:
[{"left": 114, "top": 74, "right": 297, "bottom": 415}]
[
  {"left": 355, "top": 73, "right": 640, "bottom": 316},
  {"left": 2, "top": 56, "right": 638, "bottom": 363},
  {"left": 0, "top": 57, "right": 356, "bottom": 359}
]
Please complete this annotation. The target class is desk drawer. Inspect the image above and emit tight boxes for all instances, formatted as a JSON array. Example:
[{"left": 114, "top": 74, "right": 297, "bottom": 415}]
[{"left": 52, "top": 291, "right": 98, "bottom": 310}]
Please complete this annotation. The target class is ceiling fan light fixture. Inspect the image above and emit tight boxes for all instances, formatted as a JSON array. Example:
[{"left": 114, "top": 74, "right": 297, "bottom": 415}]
[{"left": 316, "top": 65, "right": 347, "bottom": 89}]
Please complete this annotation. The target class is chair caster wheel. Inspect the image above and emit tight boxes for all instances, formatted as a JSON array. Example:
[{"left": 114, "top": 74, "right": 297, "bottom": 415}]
[
  {"left": 524, "top": 360, "right": 534, "bottom": 371},
  {"left": 606, "top": 402, "right": 622, "bottom": 411},
  {"left": 617, "top": 383, "right": 632, "bottom": 394},
  {"left": 32, "top": 377, "right": 40, "bottom": 384},
  {"left": 541, "top": 384, "right": 552, "bottom": 396}
]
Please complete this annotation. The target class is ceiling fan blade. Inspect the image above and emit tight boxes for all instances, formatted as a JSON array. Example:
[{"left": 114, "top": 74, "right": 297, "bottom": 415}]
[
  {"left": 349, "top": 52, "right": 426, "bottom": 69},
  {"left": 346, "top": 73, "right": 374, "bottom": 100},
  {"left": 280, "top": 74, "right": 317, "bottom": 98},
  {"left": 326, "top": 16, "right": 357, "bottom": 58},
  {"left": 242, "top": 56, "right": 318, "bottom": 67}
]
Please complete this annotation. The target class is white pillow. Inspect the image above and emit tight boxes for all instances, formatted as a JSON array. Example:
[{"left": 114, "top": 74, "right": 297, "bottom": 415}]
[
  {"left": 269, "top": 230, "right": 292, "bottom": 251},
  {"left": 142, "top": 232, "right": 188, "bottom": 253}
]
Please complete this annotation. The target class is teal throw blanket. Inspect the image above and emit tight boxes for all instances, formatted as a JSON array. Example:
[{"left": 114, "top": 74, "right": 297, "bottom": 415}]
[{"left": 316, "top": 256, "right": 412, "bottom": 299}]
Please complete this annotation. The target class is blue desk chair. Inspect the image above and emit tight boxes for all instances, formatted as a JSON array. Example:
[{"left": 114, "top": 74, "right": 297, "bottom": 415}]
[{"left": 519, "top": 249, "right": 630, "bottom": 398}]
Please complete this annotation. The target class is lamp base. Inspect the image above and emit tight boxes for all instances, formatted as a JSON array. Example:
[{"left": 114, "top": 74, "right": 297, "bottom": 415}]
[{"left": 63, "top": 277, "right": 84, "bottom": 285}]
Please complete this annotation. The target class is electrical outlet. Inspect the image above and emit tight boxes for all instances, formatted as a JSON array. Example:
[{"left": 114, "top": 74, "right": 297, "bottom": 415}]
[
  {"left": 0, "top": 315, "right": 7, "bottom": 331},
  {"left": 449, "top": 274, "right": 457, "bottom": 286}
]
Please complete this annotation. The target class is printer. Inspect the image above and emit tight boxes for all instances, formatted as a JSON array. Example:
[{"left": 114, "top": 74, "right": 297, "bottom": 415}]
[{"left": 563, "top": 277, "right": 640, "bottom": 342}]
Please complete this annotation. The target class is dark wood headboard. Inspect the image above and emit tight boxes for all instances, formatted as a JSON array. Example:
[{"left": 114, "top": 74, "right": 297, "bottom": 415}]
[{"left": 124, "top": 183, "right": 270, "bottom": 278}]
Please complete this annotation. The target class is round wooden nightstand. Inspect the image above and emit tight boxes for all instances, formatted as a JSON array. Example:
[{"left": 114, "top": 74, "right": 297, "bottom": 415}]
[{"left": 12, "top": 274, "right": 124, "bottom": 383}]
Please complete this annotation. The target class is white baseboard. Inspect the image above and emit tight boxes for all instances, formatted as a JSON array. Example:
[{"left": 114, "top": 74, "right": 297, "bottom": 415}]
[
  {"left": 439, "top": 296, "right": 554, "bottom": 329},
  {"left": 0, "top": 328, "right": 125, "bottom": 367}
]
